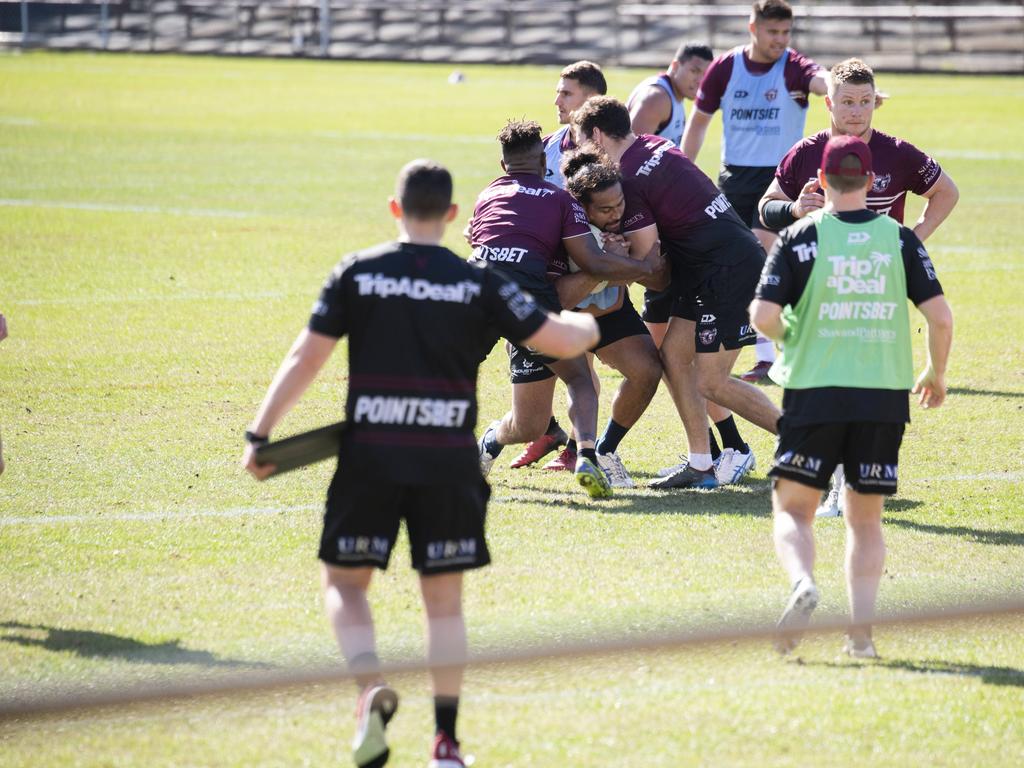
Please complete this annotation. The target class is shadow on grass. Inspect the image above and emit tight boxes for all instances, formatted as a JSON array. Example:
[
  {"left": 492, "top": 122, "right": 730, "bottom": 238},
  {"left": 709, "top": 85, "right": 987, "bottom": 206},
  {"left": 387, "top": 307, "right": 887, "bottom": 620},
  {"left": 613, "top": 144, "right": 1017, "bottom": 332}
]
[
  {"left": 809, "top": 657, "right": 1024, "bottom": 688},
  {"left": 949, "top": 387, "right": 1024, "bottom": 399},
  {"left": 0, "top": 622, "right": 274, "bottom": 669},
  {"left": 886, "top": 498, "right": 924, "bottom": 512},
  {"left": 885, "top": 517, "right": 1024, "bottom": 547}
]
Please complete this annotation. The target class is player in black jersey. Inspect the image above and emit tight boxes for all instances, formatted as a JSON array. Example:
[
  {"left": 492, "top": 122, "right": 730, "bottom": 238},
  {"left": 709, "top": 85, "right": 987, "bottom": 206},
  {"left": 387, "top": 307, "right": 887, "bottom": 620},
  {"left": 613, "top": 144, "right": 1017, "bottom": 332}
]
[{"left": 243, "top": 160, "right": 598, "bottom": 768}]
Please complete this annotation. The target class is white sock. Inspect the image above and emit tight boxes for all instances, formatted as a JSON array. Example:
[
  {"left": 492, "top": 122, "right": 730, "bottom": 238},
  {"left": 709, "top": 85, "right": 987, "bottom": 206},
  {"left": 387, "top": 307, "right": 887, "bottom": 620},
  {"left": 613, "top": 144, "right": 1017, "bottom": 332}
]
[
  {"left": 755, "top": 337, "right": 776, "bottom": 364},
  {"left": 689, "top": 452, "right": 713, "bottom": 471}
]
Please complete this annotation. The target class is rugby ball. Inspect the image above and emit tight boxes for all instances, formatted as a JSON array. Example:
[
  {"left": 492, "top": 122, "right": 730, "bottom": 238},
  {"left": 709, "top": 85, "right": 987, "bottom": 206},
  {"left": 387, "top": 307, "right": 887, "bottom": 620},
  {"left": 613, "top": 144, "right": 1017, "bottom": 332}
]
[{"left": 567, "top": 224, "right": 609, "bottom": 294}]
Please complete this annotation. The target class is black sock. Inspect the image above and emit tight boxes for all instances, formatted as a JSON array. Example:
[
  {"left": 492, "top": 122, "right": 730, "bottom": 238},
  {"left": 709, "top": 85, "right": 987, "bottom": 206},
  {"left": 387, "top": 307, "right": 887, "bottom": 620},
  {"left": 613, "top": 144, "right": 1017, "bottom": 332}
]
[
  {"left": 434, "top": 695, "right": 458, "bottom": 740},
  {"left": 596, "top": 419, "right": 629, "bottom": 455},
  {"left": 708, "top": 428, "right": 721, "bottom": 461},
  {"left": 566, "top": 438, "right": 578, "bottom": 454},
  {"left": 482, "top": 427, "right": 503, "bottom": 458},
  {"left": 545, "top": 417, "right": 562, "bottom": 436},
  {"left": 579, "top": 447, "right": 597, "bottom": 463},
  {"left": 715, "top": 416, "right": 747, "bottom": 452}
]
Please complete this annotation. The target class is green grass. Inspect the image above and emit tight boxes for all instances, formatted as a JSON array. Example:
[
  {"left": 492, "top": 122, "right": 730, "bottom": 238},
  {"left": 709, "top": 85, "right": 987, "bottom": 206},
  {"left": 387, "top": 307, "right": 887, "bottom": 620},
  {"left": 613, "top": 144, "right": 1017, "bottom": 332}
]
[{"left": 1, "top": 52, "right": 1023, "bottom": 766}]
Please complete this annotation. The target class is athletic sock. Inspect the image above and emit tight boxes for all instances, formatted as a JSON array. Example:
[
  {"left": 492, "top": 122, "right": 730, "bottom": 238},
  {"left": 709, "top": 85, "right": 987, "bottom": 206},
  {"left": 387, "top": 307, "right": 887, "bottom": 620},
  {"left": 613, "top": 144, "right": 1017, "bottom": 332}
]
[
  {"left": 715, "top": 416, "right": 748, "bottom": 453},
  {"left": 579, "top": 447, "right": 598, "bottom": 464},
  {"left": 545, "top": 417, "right": 562, "bottom": 436},
  {"left": 434, "top": 695, "right": 459, "bottom": 741},
  {"left": 596, "top": 419, "right": 629, "bottom": 455},
  {"left": 708, "top": 428, "right": 722, "bottom": 461},
  {"left": 755, "top": 337, "right": 776, "bottom": 364},
  {"left": 565, "top": 439, "right": 578, "bottom": 455},
  {"left": 688, "top": 452, "right": 713, "bottom": 472},
  {"left": 348, "top": 652, "right": 381, "bottom": 689},
  {"left": 482, "top": 427, "right": 503, "bottom": 458}
]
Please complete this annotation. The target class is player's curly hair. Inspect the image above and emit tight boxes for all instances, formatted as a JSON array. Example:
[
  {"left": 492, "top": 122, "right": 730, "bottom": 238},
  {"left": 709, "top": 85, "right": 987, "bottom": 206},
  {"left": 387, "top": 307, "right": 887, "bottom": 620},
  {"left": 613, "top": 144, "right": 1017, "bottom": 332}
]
[
  {"left": 830, "top": 58, "right": 875, "bottom": 90},
  {"left": 562, "top": 149, "right": 621, "bottom": 205},
  {"left": 497, "top": 119, "right": 543, "bottom": 161},
  {"left": 572, "top": 96, "right": 632, "bottom": 141}
]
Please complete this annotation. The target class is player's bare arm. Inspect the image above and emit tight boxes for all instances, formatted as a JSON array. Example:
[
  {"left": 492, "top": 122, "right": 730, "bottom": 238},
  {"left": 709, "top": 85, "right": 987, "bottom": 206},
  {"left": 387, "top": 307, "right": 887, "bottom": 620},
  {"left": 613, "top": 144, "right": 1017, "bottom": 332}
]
[
  {"left": 555, "top": 270, "right": 605, "bottom": 309},
  {"left": 243, "top": 328, "right": 338, "bottom": 479},
  {"left": 564, "top": 232, "right": 657, "bottom": 284},
  {"left": 629, "top": 87, "right": 671, "bottom": 137},
  {"left": 681, "top": 109, "right": 713, "bottom": 161},
  {"left": 912, "top": 294, "right": 954, "bottom": 409},
  {"left": 912, "top": 171, "right": 959, "bottom": 243},
  {"left": 622, "top": 224, "right": 670, "bottom": 291},
  {"left": 748, "top": 298, "right": 785, "bottom": 344},
  {"left": 524, "top": 310, "right": 600, "bottom": 359},
  {"left": 808, "top": 70, "right": 829, "bottom": 96}
]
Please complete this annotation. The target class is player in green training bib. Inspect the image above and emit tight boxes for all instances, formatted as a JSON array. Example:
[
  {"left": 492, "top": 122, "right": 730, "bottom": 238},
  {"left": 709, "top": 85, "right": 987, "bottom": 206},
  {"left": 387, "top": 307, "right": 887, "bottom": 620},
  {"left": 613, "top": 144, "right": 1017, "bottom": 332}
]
[{"left": 749, "top": 135, "right": 953, "bottom": 659}]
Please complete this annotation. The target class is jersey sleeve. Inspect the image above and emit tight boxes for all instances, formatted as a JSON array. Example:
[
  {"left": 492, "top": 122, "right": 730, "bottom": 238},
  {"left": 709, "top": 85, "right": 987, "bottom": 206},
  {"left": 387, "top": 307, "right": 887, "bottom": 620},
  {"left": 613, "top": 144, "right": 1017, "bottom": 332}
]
[
  {"left": 899, "top": 227, "right": 944, "bottom": 305},
  {"left": 562, "top": 194, "right": 593, "bottom": 239},
  {"left": 775, "top": 141, "right": 806, "bottom": 200},
  {"left": 619, "top": 178, "right": 657, "bottom": 234},
  {"left": 308, "top": 257, "right": 353, "bottom": 338},
  {"left": 900, "top": 141, "right": 943, "bottom": 195},
  {"left": 480, "top": 266, "right": 549, "bottom": 342},
  {"left": 694, "top": 54, "right": 733, "bottom": 114},
  {"left": 756, "top": 223, "right": 815, "bottom": 307},
  {"left": 788, "top": 50, "right": 823, "bottom": 91}
]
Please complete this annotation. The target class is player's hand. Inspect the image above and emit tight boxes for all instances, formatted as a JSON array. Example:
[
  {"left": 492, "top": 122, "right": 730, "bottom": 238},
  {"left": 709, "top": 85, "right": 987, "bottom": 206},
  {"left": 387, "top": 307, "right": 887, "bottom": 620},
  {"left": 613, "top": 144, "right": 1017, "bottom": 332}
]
[
  {"left": 792, "top": 179, "right": 824, "bottom": 219},
  {"left": 0, "top": 313, "right": 7, "bottom": 342},
  {"left": 911, "top": 366, "right": 946, "bottom": 409},
  {"left": 243, "top": 441, "right": 276, "bottom": 480},
  {"left": 603, "top": 233, "right": 630, "bottom": 257}
]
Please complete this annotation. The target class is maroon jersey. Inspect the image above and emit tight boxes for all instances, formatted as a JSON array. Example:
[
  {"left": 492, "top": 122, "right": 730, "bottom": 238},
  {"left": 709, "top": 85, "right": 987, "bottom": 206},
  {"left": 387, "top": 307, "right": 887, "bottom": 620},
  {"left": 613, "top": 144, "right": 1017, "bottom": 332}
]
[
  {"left": 468, "top": 172, "right": 591, "bottom": 307},
  {"left": 620, "top": 134, "right": 754, "bottom": 271},
  {"left": 776, "top": 129, "right": 942, "bottom": 222},
  {"left": 696, "top": 48, "right": 821, "bottom": 113}
]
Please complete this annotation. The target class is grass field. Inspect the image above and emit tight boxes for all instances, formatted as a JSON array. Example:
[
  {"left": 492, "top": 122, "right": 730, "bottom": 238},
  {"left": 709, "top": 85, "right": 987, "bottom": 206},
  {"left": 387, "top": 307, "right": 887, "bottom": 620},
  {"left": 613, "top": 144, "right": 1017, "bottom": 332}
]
[{"left": 1, "top": 52, "right": 1023, "bottom": 766}]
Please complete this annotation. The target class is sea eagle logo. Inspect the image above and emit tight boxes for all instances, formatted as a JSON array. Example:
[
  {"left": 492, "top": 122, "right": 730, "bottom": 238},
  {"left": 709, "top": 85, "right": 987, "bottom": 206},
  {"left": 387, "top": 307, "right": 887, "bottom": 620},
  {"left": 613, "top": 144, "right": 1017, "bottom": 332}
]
[
  {"left": 765, "top": 89, "right": 778, "bottom": 102},
  {"left": 871, "top": 173, "right": 891, "bottom": 192}
]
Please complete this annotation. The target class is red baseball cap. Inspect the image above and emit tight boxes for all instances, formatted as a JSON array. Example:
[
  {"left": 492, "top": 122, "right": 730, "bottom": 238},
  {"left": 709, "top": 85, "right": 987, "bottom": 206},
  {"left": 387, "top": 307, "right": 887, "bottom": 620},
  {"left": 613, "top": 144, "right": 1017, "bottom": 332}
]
[{"left": 821, "top": 135, "right": 872, "bottom": 176}]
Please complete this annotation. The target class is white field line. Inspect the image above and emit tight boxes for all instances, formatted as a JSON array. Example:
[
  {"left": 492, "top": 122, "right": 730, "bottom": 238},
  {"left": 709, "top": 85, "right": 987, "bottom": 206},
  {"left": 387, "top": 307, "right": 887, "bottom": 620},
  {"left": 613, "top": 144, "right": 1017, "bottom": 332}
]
[
  {"left": 2, "top": 476, "right": 1021, "bottom": 527},
  {"left": 0, "top": 504, "right": 319, "bottom": 527},
  {"left": 0, "top": 198, "right": 256, "bottom": 219},
  {"left": 311, "top": 130, "right": 492, "bottom": 144},
  {"left": 12, "top": 290, "right": 293, "bottom": 307},
  {"left": 0, "top": 116, "right": 38, "bottom": 126}
]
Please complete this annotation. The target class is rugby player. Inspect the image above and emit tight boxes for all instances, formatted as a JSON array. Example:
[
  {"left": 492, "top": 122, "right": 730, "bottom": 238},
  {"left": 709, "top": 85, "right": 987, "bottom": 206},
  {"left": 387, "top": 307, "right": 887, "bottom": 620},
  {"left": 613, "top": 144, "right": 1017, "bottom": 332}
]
[
  {"left": 627, "top": 42, "right": 713, "bottom": 148},
  {"left": 506, "top": 60, "right": 608, "bottom": 472},
  {"left": 242, "top": 160, "right": 599, "bottom": 768},
  {"left": 750, "top": 135, "right": 953, "bottom": 658},
  {"left": 560, "top": 148, "right": 665, "bottom": 488},
  {"left": 574, "top": 97, "right": 779, "bottom": 490},
  {"left": 758, "top": 56, "right": 959, "bottom": 516},
  {"left": 470, "top": 120, "right": 664, "bottom": 498},
  {"left": 682, "top": 0, "right": 827, "bottom": 382}
]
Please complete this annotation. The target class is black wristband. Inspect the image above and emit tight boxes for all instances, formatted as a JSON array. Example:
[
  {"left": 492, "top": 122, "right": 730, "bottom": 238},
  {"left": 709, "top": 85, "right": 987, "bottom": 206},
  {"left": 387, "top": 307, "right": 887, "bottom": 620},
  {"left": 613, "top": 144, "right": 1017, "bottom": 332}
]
[
  {"left": 761, "top": 199, "right": 796, "bottom": 231},
  {"left": 245, "top": 430, "right": 269, "bottom": 445}
]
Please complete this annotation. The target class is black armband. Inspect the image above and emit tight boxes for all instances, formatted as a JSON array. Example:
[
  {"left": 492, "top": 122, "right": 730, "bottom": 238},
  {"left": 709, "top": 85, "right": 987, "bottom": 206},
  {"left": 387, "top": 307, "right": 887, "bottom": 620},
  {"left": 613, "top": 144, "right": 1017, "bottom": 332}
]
[
  {"left": 760, "top": 200, "right": 796, "bottom": 231},
  {"left": 245, "top": 430, "right": 269, "bottom": 445}
]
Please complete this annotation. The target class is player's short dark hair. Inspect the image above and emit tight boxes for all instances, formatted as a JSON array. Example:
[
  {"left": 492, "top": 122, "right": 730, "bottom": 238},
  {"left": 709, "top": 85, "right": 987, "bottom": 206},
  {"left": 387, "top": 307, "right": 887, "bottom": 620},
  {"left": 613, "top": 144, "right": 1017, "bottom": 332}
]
[
  {"left": 825, "top": 154, "right": 873, "bottom": 194},
  {"left": 573, "top": 96, "right": 632, "bottom": 141},
  {"left": 674, "top": 42, "right": 713, "bottom": 64},
  {"left": 830, "top": 57, "right": 875, "bottom": 90},
  {"left": 562, "top": 149, "right": 621, "bottom": 206},
  {"left": 395, "top": 159, "right": 453, "bottom": 219},
  {"left": 560, "top": 60, "right": 607, "bottom": 95},
  {"left": 497, "top": 119, "right": 544, "bottom": 165},
  {"left": 752, "top": 0, "right": 793, "bottom": 22}
]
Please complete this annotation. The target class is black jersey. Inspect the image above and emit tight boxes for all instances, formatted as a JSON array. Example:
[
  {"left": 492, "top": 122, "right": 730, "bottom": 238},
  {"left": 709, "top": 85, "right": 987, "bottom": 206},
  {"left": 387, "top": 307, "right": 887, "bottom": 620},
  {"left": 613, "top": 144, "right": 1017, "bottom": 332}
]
[
  {"left": 756, "top": 209, "right": 943, "bottom": 426},
  {"left": 309, "top": 241, "right": 548, "bottom": 483}
]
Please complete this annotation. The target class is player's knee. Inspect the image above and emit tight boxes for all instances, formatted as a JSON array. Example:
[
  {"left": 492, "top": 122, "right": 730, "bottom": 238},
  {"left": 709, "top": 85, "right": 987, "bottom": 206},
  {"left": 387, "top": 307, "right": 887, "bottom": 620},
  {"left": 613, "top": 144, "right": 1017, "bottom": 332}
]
[{"left": 696, "top": 367, "right": 727, "bottom": 400}]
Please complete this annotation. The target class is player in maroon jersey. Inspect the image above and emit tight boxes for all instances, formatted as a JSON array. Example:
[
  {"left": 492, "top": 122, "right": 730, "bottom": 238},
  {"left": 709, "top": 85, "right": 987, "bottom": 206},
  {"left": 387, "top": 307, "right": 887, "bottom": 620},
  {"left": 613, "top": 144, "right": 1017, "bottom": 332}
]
[{"left": 574, "top": 97, "right": 781, "bottom": 490}]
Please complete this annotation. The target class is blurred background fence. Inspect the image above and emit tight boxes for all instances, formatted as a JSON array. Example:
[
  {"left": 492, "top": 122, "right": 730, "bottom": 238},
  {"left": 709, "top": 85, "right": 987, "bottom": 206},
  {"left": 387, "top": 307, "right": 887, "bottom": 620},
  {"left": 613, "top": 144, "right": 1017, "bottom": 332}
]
[{"left": 1, "top": 1, "right": 1022, "bottom": 72}]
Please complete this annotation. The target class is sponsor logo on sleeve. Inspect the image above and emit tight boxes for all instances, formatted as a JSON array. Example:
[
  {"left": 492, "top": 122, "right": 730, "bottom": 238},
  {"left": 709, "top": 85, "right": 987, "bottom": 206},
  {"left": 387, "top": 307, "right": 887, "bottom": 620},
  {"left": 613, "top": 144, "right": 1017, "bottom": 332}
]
[
  {"left": 760, "top": 273, "right": 781, "bottom": 287},
  {"left": 919, "top": 159, "right": 941, "bottom": 187},
  {"left": 498, "top": 281, "right": 540, "bottom": 321},
  {"left": 704, "top": 192, "right": 732, "bottom": 220},
  {"left": 793, "top": 241, "right": 817, "bottom": 263}
]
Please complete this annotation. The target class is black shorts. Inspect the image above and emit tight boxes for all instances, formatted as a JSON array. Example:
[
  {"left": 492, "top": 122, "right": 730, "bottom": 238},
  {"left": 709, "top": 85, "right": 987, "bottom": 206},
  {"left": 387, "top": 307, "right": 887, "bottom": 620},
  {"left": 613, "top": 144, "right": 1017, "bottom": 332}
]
[
  {"left": 768, "top": 421, "right": 906, "bottom": 495},
  {"left": 641, "top": 287, "right": 673, "bottom": 324},
  {"left": 674, "top": 260, "right": 762, "bottom": 352},
  {"left": 507, "top": 339, "right": 557, "bottom": 384},
  {"left": 594, "top": 294, "right": 649, "bottom": 350},
  {"left": 319, "top": 476, "right": 492, "bottom": 574},
  {"left": 718, "top": 165, "right": 776, "bottom": 230}
]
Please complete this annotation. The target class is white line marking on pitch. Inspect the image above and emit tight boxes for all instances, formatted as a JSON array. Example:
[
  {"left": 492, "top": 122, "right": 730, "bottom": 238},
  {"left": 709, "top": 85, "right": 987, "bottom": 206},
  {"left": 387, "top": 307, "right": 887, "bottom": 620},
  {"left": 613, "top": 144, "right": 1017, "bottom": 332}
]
[
  {"left": 12, "top": 290, "right": 292, "bottom": 307},
  {"left": 0, "top": 198, "right": 255, "bottom": 219},
  {"left": 0, "top": 116, "right": 37, "bottom": 126},
  {"left": 0, "top": 504, "right": 320, "bottom": 527}
]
